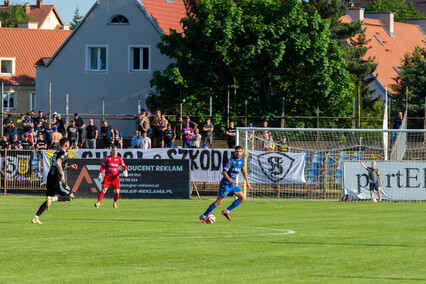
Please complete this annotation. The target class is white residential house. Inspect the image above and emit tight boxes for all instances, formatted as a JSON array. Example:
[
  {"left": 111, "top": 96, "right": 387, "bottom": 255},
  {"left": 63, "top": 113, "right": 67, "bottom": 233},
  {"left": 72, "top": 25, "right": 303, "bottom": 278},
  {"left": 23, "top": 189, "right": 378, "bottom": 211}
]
[{"left": 35, "top": 0, "right": 187, "bottom": 136}]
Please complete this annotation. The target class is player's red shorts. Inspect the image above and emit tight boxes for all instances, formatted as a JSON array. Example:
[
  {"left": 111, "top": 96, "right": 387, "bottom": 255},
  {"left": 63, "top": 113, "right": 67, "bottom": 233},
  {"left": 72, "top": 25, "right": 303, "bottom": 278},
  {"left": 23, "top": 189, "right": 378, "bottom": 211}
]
[{"left": 102, "top": 175, "right": 120, "bottom": 189}]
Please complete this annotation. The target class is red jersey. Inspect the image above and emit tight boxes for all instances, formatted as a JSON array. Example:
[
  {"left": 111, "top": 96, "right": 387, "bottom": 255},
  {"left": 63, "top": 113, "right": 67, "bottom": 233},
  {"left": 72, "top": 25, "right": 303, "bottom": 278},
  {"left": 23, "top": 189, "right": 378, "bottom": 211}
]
[{"left": 100, "top": 155, "right": 127, "bottom": 177}]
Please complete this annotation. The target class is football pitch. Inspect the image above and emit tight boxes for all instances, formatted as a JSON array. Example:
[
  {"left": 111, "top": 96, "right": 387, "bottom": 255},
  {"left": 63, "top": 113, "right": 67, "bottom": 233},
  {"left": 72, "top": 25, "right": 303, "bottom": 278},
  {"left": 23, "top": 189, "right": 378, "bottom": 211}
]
[{"left": 0, "top": 196, "right": 425, "bottom": 283}]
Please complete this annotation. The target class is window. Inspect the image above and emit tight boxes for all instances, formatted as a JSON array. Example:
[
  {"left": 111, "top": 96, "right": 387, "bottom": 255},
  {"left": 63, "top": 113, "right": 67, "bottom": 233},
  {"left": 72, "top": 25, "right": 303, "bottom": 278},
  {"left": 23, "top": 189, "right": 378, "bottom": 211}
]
[
  {"left": 110, "top": 15, "right": 129, "bottom": 24},
  {"left": 3, "top": 92, "right": 16, "bottom": 110},
  {"left": 129, "top": 46, "right": 150, "bottom": 72},
  {"left": 0, "top": 58, "right": 15, "bottom": 75},
  {"left": 29, "top": 92, "right": 36, "bottom": 110},
  {"left": 87, "top": 46, "right": 107, "bottom": 72}
]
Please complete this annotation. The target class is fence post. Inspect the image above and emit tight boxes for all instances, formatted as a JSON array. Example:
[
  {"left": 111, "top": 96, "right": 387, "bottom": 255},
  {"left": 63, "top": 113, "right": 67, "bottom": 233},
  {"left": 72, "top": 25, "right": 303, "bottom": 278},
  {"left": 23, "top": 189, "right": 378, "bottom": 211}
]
[
  {"left": 1, "top": 82, "right": 4, "bottom": 138},
  {"left": 4, "top": 149, "right": 7, "bottom": 195},
  {"left": 281, "top": 97, "right": 285, "bottom": 128},
  {"left": 244, "top": 100, "right": 247, "bottom": 127}
]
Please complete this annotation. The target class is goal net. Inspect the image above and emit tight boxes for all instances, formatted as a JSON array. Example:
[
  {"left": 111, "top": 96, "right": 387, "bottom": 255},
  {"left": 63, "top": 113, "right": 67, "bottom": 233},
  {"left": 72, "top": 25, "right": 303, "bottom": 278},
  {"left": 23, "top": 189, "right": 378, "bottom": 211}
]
[{"left": 236, "top": 127, "right": 426, "bottom": 201}]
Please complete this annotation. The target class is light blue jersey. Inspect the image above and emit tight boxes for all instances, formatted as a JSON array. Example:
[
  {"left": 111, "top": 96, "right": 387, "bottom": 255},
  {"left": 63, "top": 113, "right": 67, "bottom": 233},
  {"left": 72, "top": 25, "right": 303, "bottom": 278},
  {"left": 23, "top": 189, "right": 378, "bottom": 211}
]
[{"left": 218, "top": 158, "right": 244, "bottom": 197}]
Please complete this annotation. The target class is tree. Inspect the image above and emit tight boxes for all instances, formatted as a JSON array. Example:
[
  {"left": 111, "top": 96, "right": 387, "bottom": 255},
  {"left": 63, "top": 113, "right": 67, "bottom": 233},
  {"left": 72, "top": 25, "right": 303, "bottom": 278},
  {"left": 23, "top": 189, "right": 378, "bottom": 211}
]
[
  {"left": 0, "top": 4, "right": 31, "bottom": 28},
  {"left": 69, "top": 7, "right": 83, "bottom": 30},
  {"left": 302, "top": 0, "right": 382, "bottom": 128},
  {"left": 148, "top": 0, "right": 351, "bottom": 129},
  {"left": 391, "top": 44, "right": 426, "bottom": 128},
  {"left": 365, "top": 0, "right": 425, "bottom": 22}
]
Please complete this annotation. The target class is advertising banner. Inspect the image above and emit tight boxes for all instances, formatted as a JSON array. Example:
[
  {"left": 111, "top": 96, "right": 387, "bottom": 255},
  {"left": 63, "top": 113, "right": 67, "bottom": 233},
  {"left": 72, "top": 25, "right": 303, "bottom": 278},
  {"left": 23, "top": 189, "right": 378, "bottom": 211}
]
[
  {"left": 343, "top": 161, "right": 426, "bottom": 201},
  {"left": 43, "top": 148, "right": 306, "bottom": 185},
  {"left": 66, "top": 159, "right": 191, "bottom": 199}
]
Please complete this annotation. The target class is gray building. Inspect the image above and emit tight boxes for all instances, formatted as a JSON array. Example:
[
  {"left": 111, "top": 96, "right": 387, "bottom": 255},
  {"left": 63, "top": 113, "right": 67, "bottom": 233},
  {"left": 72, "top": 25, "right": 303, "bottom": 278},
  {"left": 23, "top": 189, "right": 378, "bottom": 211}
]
[{"left": 36, "top": 0, "right": 187, "bottom": 136}]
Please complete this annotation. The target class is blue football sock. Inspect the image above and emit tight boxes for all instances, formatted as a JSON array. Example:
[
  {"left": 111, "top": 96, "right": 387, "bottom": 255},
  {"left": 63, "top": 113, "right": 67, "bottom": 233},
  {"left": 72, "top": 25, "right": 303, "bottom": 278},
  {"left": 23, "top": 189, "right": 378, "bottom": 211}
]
[
  {"left": 203, "top": 202, "right": 217, "bottom": 216},
  {"left": 227, "top": 199, "right": 241, "bottom": 212}
]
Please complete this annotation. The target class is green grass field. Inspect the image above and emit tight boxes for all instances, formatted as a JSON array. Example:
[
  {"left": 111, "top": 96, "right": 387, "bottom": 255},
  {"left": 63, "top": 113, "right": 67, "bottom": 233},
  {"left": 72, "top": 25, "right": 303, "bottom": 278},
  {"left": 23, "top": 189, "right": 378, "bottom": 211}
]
[{"left": 0, "top": 195, "right": 425, "bottom": 283}]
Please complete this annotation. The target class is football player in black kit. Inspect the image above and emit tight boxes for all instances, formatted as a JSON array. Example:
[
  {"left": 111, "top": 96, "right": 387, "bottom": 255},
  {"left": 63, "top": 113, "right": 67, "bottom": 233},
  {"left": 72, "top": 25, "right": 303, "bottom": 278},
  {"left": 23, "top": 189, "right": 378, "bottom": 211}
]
[{"left": 31, "top": 138, "right": 78, "bottom": 224}]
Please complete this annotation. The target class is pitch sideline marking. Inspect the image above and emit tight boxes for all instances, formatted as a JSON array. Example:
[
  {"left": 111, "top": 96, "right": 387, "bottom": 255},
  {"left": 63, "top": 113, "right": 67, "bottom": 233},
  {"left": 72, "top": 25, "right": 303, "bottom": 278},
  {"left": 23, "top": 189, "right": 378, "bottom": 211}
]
[{"left": 1, "top": 226, "right": 296, "bottom": 241}]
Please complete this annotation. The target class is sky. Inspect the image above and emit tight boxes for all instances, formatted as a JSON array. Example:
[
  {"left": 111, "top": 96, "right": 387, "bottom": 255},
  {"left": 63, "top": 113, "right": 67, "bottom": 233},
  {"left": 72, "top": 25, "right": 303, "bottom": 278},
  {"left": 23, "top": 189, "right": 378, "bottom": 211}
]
[{"left": 14, "top": 0, "right": 96, "bottom": 24}]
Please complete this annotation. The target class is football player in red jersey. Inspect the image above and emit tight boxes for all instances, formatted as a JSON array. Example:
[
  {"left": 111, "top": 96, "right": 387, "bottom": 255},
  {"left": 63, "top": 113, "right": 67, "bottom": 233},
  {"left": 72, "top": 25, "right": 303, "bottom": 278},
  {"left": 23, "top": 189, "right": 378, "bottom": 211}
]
[{"left": 94, "top": 146, "right": 128, "bottom": 208}]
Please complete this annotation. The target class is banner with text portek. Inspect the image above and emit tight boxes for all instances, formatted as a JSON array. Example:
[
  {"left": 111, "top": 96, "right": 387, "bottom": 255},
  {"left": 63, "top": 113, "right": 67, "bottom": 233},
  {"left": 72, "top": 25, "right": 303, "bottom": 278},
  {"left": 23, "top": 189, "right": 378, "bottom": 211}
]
[
  {"left": 43, "top": 149, "right": 306, "bottom": 185},
  {"left": 66, "top": 159, "right": 191, "bottom": 199}
]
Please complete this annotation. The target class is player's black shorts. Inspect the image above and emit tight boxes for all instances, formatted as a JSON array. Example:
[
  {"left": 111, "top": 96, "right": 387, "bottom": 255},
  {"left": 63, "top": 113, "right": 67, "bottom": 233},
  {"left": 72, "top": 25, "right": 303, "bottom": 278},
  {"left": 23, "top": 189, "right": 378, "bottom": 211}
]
[
  {"left": 46, "top": 178, "right": 72, "bottom": 197},
  {"left": 369, "top": 182, "right": 380, "bottom": 192}
]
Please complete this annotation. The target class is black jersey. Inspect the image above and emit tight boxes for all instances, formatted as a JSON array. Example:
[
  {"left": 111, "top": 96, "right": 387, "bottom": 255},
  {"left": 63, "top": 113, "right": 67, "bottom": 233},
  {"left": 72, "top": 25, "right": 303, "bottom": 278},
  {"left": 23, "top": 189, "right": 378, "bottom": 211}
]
[{"left": 48, "top": 149, "right": 69, "bottom": 181}]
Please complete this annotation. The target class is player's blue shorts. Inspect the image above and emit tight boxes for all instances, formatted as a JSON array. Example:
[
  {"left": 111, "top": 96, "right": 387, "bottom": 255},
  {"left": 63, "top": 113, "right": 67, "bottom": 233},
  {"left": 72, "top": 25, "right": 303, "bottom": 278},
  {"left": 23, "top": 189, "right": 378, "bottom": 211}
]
[
  {"left": 217, "top": 180, "right": 242, "bottom": 198},
  {"left": 370, "top": 182, "right": 380, "bottom": 192}
]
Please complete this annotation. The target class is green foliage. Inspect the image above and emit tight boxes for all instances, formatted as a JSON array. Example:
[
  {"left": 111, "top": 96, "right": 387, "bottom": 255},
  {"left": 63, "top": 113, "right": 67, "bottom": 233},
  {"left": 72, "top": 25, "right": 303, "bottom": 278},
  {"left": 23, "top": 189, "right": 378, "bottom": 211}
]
[
  {"left": 69, "top": 6, "right": 83, "bottom": 30},
  {"left": 365, "top": 0, "right": 426, "bottom": 22},
  {"left": 391, "top": 44, "right": 426, "bottom": 128},
  {"left": 149, "top": 0, "right": 351, "bottom": 131},
  {"left": 302, "top": 0, "right": 381, "bottom": 128},
  {"left": 0, "top": 4, "right": 31, "bottom": 28}
]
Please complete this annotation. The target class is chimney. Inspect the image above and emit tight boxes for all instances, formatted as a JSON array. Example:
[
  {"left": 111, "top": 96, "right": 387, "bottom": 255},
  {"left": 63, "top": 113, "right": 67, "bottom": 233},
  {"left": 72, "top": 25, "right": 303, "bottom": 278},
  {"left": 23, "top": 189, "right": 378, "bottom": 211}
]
[
  {"left": 365, "top": 12, "right": 395, "bottom": 37},
  {"left": 347, "top": 8, "right": 364, "bottom": 22},
  {"left": 4, "top": 1, "right": 10, "bottom": 7},
  {"left": 61, "top": 24, "right": 70, "bottom": 30},
  {"left": 25, "top": 1, "right": 30, "bottom": 14},
  {"left": 37, "top": 0, "right": 42, "bottom": 8}
]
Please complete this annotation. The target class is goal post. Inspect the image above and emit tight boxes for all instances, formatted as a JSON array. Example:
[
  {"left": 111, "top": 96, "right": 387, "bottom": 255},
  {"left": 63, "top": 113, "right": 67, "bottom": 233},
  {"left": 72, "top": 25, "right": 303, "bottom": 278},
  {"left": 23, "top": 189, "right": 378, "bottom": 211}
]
[{"left": 236, "top": 127, "right": 426, "bottom": 201}]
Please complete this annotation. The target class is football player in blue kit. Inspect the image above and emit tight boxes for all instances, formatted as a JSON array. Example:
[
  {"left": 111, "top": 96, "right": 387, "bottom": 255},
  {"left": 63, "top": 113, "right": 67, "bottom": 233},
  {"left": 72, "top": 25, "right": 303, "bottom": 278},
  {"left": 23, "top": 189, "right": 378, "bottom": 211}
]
[{"left": 199, "top": 146, "right": 251, "bottom": 222}]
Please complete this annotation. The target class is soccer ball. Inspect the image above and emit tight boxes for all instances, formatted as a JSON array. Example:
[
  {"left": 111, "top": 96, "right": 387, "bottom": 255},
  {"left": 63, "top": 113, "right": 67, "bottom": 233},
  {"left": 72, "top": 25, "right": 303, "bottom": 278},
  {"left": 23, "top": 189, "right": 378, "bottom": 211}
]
[{"left": 206, "top": 214, "right": 216, "bottom": 224}]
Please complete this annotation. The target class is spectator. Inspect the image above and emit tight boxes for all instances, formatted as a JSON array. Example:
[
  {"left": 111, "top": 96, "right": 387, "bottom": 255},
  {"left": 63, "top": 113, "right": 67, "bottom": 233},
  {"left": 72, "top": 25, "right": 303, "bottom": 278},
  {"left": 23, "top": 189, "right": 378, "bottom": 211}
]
[
  {"left": 226, "top": 121, "right": 236, "bottom": 149},
  {"left": 22, "top": 113, "right": 34, "bottom": 134},
  {"left": 29, "top": 110, "right": 35, "bottom": 120},
  {"left": 113, "top": 129, "right": 123, "bottom": 149},
  {"left": 181, "top": 120, "right": 194, "bottom": 148},
  {"left": 28, "top": 127, "right": 37, "bottom": 144},
  {"left": 0, "top": 135, "right": 11, "bottom": 150},
  {"left": 391, "top": 112, "right": 403, "bottom": 142},
  {"left": 202, "top": 118, "right": 214, "bottom": 147},
  {"left": 16, "top": 113, "right": 25, "bottom": 139},
  {"left": 138, "top": 131, "right": 151, "bottom": 149},
  {"left": 203, "top": 144, "right": 208, "bottom": 148},
  {"left": 21, "top": 134, "right": 33, "bottom": 150},
  {"left": 278, "top": 135, "right": 290, "bottom": 152},
  {"left": 34, "top": 110, "right": 47, "bottom": 126},
  {"left": 36, "top": 133, "right": 47, "bottom": 176},
  {"left": 131, "top": 131, "right": 141, "bottom": 149},
  {"left": 185, "top": 116, "right": 198, "bottom": 130},
  {"left": 85, "top": 118, "right": 98, "bottom": 149},
  {"left": 248, "top": 123, "right": 254, "bottom": 150},
  {"left": 100, "top": 120, "right": 114, "bottom": 149},
  {"left": 11, "top": 134, "right": 20, "bottom": 149},
  {"left": 263, "top": 120, "right": 268, "bottom": 128},
  {"left": 152, "top": 109, "right": 163, "bottom": 148},
  {"left": 263, "top": 132, "right": 275, "bottom": 152},
  {"left": 158, "top": 114, "right": 168, "bottom": 148},
  {"left": 138, "top": 108, "right": 150, "bottom": 134},
  {"left": 162, "top": 124, "right": 176, "bottom": 148},
  {"left": 34, "top": 120, "right": 45, "bottom": 140},
  {"left": 74, "top": 113, "right": 86, "bottom": 147},
  {"left": 66, "top": 120, "right": 79, "bottom": 149},
  {"left": 44, "top": 123, "right": 54, "bottom": 149},
  {"left": 55, "top": 114, "right": 66, "bottom": 136},
  {"left": 191, "top": 128, "right": 202, "bottom": 148},
  {"left": 51, "top": 127, "right": 63, "bottom": 150},
  {"left": 3, "top": 114, "right": 15, "bottom": 141}
]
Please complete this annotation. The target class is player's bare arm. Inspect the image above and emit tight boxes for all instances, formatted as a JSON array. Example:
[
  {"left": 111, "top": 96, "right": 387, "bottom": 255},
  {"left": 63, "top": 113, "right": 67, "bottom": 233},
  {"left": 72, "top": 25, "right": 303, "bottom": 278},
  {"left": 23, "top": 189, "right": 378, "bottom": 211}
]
[
  {"left": 359, "top": 160, "right": 367, "bottom": 169},
  {"left": 56, "top": 158, "right": 65, "bottom": 181},
  {"left": 222, "top": 171, "right": 236, "bottom": 185}
]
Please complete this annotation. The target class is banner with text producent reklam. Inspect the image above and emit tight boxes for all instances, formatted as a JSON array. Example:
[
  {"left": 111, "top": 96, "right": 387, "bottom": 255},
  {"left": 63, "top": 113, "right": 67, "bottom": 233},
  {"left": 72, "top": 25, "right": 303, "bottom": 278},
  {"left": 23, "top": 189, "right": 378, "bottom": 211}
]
[
  {"left": 43, "top": 148, "right": 306, "bottom": 185},
  {"left": 343, "top": 161, "right": 426, "bottom": 201},
  {"left": 66, "top": 159, "right": 191, "bottom": 199}
]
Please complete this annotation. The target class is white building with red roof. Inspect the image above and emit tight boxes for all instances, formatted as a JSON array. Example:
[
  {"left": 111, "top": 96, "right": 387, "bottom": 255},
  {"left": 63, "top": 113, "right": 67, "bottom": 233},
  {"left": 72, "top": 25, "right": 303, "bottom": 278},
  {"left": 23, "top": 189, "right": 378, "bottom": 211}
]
[
  {"left": 0, "top": 28, "right": 71, "bottom": 113},
  {"left": 35, "top": 0, "right": 188, "bottom": 135},
  {"left": 0, "top": 0, "right": 67, "bottom": 30}
]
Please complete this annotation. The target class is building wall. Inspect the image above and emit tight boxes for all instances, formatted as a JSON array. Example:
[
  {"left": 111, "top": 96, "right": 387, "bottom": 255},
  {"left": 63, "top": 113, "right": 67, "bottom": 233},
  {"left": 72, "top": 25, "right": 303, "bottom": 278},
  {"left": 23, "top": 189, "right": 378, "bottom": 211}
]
[
  {"left": 39, "top": 10, "right": 62, "bottom": 30},
  {"left": 2, "top": 86, "right": 36, "bottom": 114},
  {"left": 36, "top": 0, "right": 175, "bottom": 135}
]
